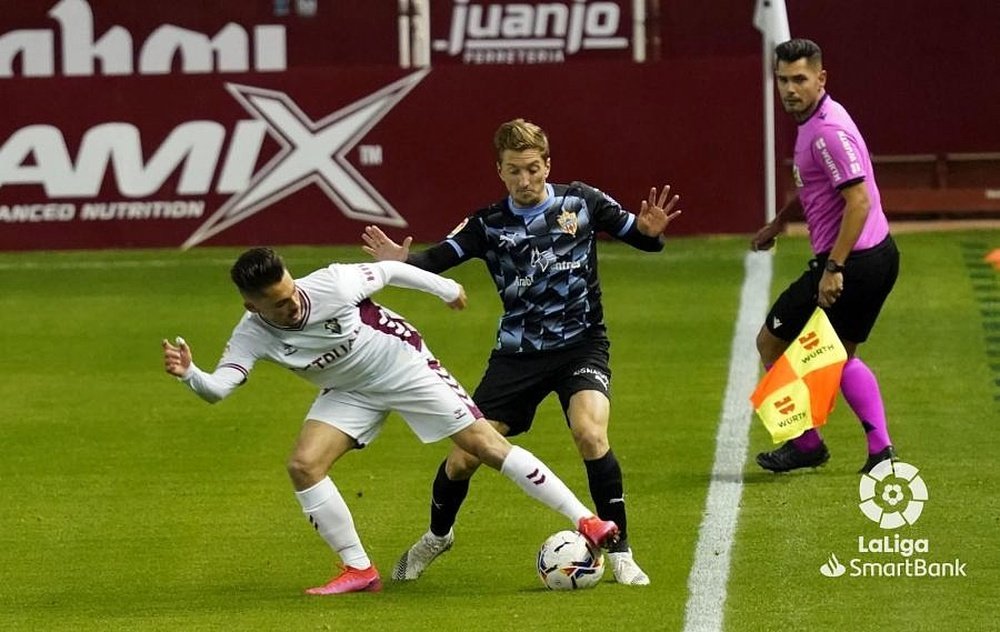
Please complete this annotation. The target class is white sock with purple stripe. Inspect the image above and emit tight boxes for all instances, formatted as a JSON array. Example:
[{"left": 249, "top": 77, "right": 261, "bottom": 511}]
[
  {"left": 295, "top": 477, "right": 371, "bottom": 569},
  {"left": 500, "top": 445, "right": 590, "bottom": 524}
]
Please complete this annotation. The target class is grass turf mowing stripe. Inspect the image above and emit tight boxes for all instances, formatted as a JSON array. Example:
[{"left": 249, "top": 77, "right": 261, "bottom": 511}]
[
  {"left": 960, "top": 241, "right": 1000, "bottom": 405},
  {"left": 682, "top": 251, "right": 772, "bottom": 632}
]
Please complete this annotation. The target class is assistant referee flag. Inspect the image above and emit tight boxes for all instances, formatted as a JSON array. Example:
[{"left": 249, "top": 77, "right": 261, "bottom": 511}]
[{"left": 751, "top": 308, "right": 848, "bottom": 443}]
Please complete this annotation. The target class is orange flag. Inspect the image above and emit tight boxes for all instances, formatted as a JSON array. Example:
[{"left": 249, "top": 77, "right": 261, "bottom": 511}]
[
  {"left": 750, "top": 308, "right": 848, "bottom": 443},
  {"left": 985, "top": 248, "right": 1000, "bottom": 270}
]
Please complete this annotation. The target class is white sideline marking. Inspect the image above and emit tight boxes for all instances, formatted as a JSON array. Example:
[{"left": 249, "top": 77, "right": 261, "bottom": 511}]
[{"left": 682, "top": 251, "right": 772, "bottom": 632}]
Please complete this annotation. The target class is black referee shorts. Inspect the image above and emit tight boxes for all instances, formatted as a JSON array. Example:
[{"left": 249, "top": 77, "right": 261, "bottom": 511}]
[
  {"left": 471, "top": 340, "right": 611, "bottom": 436},
  {"left": 766, "top": 235, "right": 899, "bottom": 344}
]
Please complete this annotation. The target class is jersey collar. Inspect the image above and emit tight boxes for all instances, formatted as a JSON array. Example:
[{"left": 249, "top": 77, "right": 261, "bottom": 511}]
[{"left": 507, "top": 183, "right": 555, "bottom": 219}]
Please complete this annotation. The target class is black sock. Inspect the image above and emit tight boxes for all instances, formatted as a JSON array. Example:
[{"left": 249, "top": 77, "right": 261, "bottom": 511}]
[
  {"left": 585, "top": 449, "right": 629, "bottom": 552},
  {"left": 429, "top": 460, "right": 470, "bottom": 537}
]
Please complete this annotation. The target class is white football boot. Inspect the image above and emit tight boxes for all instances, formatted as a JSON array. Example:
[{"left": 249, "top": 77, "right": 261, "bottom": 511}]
[
  {"left": 607, "top": 549, "right": 650, "bottom": 585},
  {"left": 392, "top": 529, "right": 454, "bottom": 581}
]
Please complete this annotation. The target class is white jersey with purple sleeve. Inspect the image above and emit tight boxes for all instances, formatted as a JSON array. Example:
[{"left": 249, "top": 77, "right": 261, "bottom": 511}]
[
  {"left": 181, "top": 261, "right": 460, "bottom": 399},
  {"left": 793, "top": 93, "right": 890, "bottom": 254}
]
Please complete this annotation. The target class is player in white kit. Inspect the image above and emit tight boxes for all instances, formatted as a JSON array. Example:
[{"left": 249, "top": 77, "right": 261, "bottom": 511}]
[{"left": 161, "top": 247, "right": 618, "bottom": 595}]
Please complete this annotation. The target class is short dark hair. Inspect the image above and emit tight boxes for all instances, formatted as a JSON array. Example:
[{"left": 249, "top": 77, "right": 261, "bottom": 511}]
[
  {"left": 230, "top": 247, "right": 286, "bottom": 295},
  {"left": 775, "top": 38, "right": 822, "bottom": 66}
]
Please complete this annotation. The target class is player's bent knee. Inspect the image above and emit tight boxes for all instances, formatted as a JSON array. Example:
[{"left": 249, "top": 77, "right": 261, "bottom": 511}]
[
  {"left": 474, "top": 445, "right": 509, "bottom": 471},
  {"left": 451, "top": 420, "right": 510, "bottom": 470},
  {"left": 571, "top": 427, "right": 610, "bottom": 458},
  {"left": 477, "top": 435, "right": 512, "bottom": 471},
  {"left": 286, "top": 452, "right": 325, "bottom": 488},
  {"left": 446, "top": 446, "right": 483, "bottom": 479}
]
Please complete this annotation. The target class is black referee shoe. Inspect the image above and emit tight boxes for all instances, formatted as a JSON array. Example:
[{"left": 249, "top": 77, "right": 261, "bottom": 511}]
[
  {"left": 756, "top": 441, "right": 830, "bottom": 473},
  {"left": 859, "top": 445, "right": 896, "bottom": 474}
]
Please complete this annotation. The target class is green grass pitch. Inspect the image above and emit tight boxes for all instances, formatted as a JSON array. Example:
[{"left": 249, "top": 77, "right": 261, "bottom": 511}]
[{"left": 0, "top": 230, "right": 997, "bottom": 631}]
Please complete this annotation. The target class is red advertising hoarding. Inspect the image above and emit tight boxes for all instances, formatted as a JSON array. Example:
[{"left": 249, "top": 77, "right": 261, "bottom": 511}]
[{"left": 0, "top": 0, "right": 761, "bottom": 250}]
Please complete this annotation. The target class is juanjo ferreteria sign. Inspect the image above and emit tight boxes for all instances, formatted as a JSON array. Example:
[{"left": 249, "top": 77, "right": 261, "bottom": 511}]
[
  {"left": 431, "top": 0, "right": 632, "bottom": 64},
  {"left": 818, "top": 460, "right": 967, "bottom": 579}
]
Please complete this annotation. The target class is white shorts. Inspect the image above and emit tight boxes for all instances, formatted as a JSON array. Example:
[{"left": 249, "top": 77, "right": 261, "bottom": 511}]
[{"left": 305, "top": 359, "right": 482, "bottom": 447}]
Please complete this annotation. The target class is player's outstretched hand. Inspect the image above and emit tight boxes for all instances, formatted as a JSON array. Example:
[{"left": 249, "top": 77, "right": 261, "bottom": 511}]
[
  {"left": 162, "top": 336, "right": 192, "bottom": 377},
  {"left": 637, "top": 185, "right": 682, "bottom": 237},
  {"left": 362, "top": 225, "right": 411, "bottom": 261},
  {"left": 447, "top": 285, "right": 468, "bottom": 311}
]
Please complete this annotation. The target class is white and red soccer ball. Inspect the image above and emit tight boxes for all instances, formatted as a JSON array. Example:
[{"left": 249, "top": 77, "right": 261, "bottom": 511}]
[{"left": 536, "top": 530, "right": 605, "bottom": 590}]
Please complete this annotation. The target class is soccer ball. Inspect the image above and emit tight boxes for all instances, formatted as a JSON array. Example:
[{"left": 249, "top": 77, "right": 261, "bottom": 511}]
[{"left": 537, "top": 530, "right": 605, "bottom": 590}]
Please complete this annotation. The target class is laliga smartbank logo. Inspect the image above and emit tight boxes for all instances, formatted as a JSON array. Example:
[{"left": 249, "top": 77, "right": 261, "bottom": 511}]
[
  {"left": 819, "top": 461, "right": 967, "bottom": 579},
  {"left": 859, "top": 458, "right": 927, "bottom": 529}
]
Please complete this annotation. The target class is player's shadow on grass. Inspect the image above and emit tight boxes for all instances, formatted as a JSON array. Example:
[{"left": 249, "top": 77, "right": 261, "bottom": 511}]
[
  {"left": 741, "top": 466, "right": 861, "bottom": 485},
  {"left": 741, "top": 470, "right": 822, "bottom": 484}
]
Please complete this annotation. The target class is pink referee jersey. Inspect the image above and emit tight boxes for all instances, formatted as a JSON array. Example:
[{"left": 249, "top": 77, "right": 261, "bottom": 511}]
[{"left": 793, "top": 93, "right": 889, "bottom": 254}]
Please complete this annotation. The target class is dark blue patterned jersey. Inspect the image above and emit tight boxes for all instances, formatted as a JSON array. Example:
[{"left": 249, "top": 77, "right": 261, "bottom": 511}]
[{"left": 407, "top": 181, "right": 664, "bottom": 354}]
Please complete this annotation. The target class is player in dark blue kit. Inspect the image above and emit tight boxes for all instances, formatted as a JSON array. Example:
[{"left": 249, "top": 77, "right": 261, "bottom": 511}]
[{"left": 362, "top": 118, "right": 681, "bottom": 585}]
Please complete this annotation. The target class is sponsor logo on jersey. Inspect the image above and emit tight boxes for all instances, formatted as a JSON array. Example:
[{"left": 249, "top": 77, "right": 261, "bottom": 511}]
[
  {"left": 815, "top": 137, "right": 842, "bottom": 183},
  {"left": 836, "top": 130, "right": 864, "bottom": 176},
  {"left": 497, "top": 230, "right": 519, "bottom": 249},
  {"left": 302, "top": 337, "right": 357, "bottom": 370},
  {"left": 530, "top": 247, "right": 558, "bottom": 272}
]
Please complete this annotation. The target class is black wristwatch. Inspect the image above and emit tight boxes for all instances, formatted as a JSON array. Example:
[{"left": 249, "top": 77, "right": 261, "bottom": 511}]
[{"left": 825, "top": 259, "right": 846, "bottom": 274}]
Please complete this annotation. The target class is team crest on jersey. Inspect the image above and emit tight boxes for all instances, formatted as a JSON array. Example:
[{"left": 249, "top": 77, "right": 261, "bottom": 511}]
[
  {"left": 557, "top": 208, "right": 578, "bottom": 236},
  {"left": 282, "top": 344, "right": 298, "bottom": 356},
  {"left": 447, "top": 218, "right": 469, "bottom": 238},
  {"left": 324, "top": 318, "right": 342, "bottom": 334}
]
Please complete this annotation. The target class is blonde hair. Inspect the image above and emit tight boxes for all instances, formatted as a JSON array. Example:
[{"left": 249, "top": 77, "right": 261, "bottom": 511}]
[{"left": 493, "top": 118, "right": 549, "bottom": 164}]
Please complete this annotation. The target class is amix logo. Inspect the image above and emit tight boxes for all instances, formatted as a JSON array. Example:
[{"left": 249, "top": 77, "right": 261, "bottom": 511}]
[{"left": 0, "top": 71, "right": 428, "bottom": 247}]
